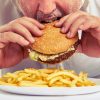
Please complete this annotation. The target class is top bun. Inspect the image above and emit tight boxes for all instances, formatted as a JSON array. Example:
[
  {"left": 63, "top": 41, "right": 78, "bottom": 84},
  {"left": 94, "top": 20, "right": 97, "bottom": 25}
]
[{"left": 31, "top": 22, "right": 78, "bottom": 54}]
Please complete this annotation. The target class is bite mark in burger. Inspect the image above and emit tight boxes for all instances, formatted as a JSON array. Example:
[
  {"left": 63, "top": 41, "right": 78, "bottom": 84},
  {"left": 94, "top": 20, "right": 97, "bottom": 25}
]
[{"left": 29, "top": 22, "right": 79, "bottom": 64}]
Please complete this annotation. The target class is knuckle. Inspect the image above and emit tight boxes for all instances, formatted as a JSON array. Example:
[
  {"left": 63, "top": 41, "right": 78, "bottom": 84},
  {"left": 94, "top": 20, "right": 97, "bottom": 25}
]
[
  {"left": 33, "top": 25, "right": 37, "bottom": 30},
  {"left": 11, "top": 24, "right": 17, "bottom": 30},
  {"left": 32, "top": 25, "right": 38, "bottom": 30},
  {"left": 78, "top": 10, "right": 85, "bottom": 14},
  {"left": 0, "top": 33, "right": 4, "bottom": 40},
  {"left": 21, "top": 28, "right": 31, "bottom": 35},
  {"left": 75, "top": 11, "right": 86, "bottom": 17},
  {"left": 18, "top": 37, "right": 22, "bottom": 41},
  {"left": 16, "top": 19, "right": 22, "bottom": 23},
  {"left": 63, "top": 21, "right": 69, "bottom": 27},
  {"left": 2, "top": 32, "right": 11, "bottom": 41},
  {"left": 70, "top": 27, "right": 74, "bottom": 33},
  {"left": 70, "top": 26, "right": 77, "bottom": 33},
  {"left": 60, "top": 16, "right": 67, "bottom": 21},
  {"left": 9, "top": 22, "right": 19, "bottom": 30},
  {"left": 3, "top": 32, "right": 9, "bottom": 39},
  {"left": 82, "top": 15, "right": 89, "bottom": 20},
  {"left": 16, "top": 35, "right": 23, "bottom": 42}
]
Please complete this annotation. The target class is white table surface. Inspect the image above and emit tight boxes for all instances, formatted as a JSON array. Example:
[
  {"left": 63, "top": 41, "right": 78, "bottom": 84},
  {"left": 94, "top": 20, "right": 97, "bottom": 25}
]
[{"left": 0, "top": 90, "right": 100, "bottom": 100}]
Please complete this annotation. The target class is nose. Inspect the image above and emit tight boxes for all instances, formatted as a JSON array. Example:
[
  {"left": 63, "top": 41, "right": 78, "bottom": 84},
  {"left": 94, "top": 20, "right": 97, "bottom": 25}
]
[{"left": 38, "top": 0, "right": 56, "bottom": 15}]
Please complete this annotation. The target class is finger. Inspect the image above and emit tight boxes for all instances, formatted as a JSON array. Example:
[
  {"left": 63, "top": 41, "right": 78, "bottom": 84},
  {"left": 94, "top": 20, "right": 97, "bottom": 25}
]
[
  {"left": 79, "top": 21, "right": 98, "bottom": 30},
  {"left": 55, "top": 15, "right": 69, "bottom": 27},
  {"left": 0, "top": 42, "right": 5, "bottom": 48},
  {"left": 0, "top": 24, "right": 9, "bottom": 33},
  {"left": 79, "top": 24, "right": 91, "bottom": 31},
  {"left": 23, "top": 17, "right": 45, "bottom": 29},
  {"left": 67, "top": 17, "right": 86, "bottom": 38},
  {"left": 61, "top": 13, "right": 86, "bottom": 33},
  {"left": 0, "top": 32, "right": 29, "bottom": 46},
  {"left": 11, "top": 23, "right": 35, "bottom": 43},
  {"left": 18, "top": 20, "right": 43, "bottom": 36}
]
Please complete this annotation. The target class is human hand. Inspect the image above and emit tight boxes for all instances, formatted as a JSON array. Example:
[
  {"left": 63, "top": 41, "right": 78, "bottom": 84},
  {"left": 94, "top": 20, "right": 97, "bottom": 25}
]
[
  {"left": 55, "top": 11, "right": 100, "bottom": 57},
  {"left": 55, "top": 11, "right": 100, "bottom": 38},
  {"left": 0, "top": 17, "right": 44, "bottom": 68}
]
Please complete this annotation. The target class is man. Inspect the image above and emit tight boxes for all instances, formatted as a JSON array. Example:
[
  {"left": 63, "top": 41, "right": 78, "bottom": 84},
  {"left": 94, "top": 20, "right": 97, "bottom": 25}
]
[{"left": 0, "top": 0, "right": 100, "bottom": 77}]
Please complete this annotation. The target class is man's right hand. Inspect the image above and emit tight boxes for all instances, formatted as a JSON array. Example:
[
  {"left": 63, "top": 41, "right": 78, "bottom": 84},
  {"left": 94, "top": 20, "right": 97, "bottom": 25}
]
[{"left": 0, "top": 17, "right": 44, "bottom": 68}]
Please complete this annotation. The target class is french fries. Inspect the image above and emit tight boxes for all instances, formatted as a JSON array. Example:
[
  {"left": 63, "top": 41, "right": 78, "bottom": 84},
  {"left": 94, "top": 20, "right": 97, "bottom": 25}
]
[{"left": 0, "top": 67, "right": 95, "bottom": 87}]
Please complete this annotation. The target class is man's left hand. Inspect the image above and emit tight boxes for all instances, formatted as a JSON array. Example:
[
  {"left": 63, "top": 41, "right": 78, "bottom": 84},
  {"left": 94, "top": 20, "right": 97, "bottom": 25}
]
[{"left": 55, "top": 10, "right": 100, "bottom": 39}]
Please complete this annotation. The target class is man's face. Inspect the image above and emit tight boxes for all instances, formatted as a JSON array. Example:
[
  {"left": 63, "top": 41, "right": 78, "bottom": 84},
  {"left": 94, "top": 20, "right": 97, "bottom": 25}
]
[{"left": 18, "top": 0, "right": 82, "bottom": 22}]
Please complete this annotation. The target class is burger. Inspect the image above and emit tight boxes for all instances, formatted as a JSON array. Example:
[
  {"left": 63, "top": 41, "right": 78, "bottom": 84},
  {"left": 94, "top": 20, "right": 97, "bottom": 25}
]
[{"left": 29, "top": 22, "right": 79, "bottom": 64}]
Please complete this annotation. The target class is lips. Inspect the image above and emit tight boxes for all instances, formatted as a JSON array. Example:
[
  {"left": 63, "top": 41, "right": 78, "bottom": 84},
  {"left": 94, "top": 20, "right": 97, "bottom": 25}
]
[
  {"left": 37, "top": 12, "right": 57, "bottom": 22},
  {"left": 36, "top": 8, "right": 62, "bottom": 22}
]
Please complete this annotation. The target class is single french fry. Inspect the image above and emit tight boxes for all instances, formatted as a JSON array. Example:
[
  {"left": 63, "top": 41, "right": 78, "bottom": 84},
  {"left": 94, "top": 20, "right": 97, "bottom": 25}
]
[
  {"left": 49, "top": 76, "right": 62, "bottom": 85},
  {"left": 19, "top": 81, "right": 48, "bottom": 87},
  {"left": 47, "top": 71, "right": 78, "bottom": 80}
]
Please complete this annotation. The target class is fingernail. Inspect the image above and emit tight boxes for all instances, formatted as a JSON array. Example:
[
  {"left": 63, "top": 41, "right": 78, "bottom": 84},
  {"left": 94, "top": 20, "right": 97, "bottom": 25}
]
[
  {"left": 30, "top": 37, "right": 35, "bottom": 43},
  {"left": 55, "top": 23, "right": 58, "bottom": 26},
  {"left": 41, "top": 25, "right": 45, "bottom": 29},
  {"left": 79, "top": 25, "right": 84, "bottom": 29},
  {"left": 25, "top": 41, "right": 29, "bottom": 45},
  {"left": 38, "top": 31, "right": 43, "bottom": 35},
  {"left": 55, "top": 22, "right": 60, "bottom": 27},
  {"left": 61, "top": 27, "right": 66, "bottom": 33},
  {"left": 67, "top": 31, "right": 71, "bottom": 38}
]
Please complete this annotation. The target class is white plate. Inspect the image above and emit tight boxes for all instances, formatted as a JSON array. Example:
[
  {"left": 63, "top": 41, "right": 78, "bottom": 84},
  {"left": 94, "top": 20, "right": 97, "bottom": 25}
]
[{"left": 0, "top": 78, "right": 100, "bottom": 96}]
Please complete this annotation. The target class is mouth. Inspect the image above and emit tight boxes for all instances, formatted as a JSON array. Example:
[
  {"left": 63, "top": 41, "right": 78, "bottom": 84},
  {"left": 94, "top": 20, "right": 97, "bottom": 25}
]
[
  {"left": 42, "top": 17, "right": 57, "bottom": 23},
  {"left": 36, "top": 9, "right": 62, "bottom": 23},
  {"left": 40, "top": 17, "right": 61, "bottom": 23}
]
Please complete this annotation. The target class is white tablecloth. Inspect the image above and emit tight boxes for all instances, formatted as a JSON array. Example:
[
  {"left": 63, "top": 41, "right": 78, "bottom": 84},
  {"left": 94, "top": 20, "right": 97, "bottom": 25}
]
[{"left": 0, "top": 90, "right": 100, "bottom": 100}]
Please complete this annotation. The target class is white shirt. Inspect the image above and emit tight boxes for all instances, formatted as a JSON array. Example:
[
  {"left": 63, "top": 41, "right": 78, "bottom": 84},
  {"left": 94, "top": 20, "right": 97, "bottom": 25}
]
[{"left": 0, "top": 0, "right": 100, "bottom": 77}]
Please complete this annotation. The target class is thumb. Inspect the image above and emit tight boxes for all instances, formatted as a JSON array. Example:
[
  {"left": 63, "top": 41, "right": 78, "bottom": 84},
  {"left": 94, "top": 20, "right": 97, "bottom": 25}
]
[{"left": 0, "top": 32, "right": 29, "bottom": 47}]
